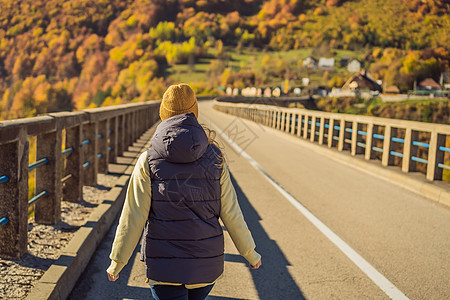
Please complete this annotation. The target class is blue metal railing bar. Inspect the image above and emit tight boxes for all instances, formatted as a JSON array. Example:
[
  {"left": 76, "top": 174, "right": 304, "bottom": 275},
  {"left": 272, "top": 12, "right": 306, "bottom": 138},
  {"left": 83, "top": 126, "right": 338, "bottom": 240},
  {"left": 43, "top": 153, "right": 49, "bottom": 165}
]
[
  {"left": 308, "top": 121, "right": 312, "bottom": 125},
  {"left": 372, "top": 146, "right": 384, "bottom": 153},
  {"left": 62, "top": 147, "right": 74, "bottom": 156},
  {"left": 81, "top": 139, "right": 90, "bottom": 146},
  {"left": 28, "top": 191, "right": 48, "bottom": 206},
  {"left": 61, "top": 174, "right": 72, "bottom": 183},
  {"left": 108, "top": 147, "right": 112, "bottom": 151},
  {"left": 438, "top": 163, "right": 450, "bottom": 170},
  {"left": 391, "top": 137, "right": 405, "bottom": 143},
  {"left": 0, "top": 217, "right": 8, "bottom": 228},
  {"left": 357, "top": 131, "right": 367, "bottom": 136},
  {"left": 411, "top": 156, "right": 428, "bottom": 164},
  {"left": 412, "top": 141, "right": 430, "bottom": 148},
  {"left": 98, "top": 134, "right": 103, "bottom": 139},
  {"left": 334, "top": 126, "right": 341, "bottom": 130},
  {"left": 345, "top": 128, "right": 353, "bottom": 133},
  {"left": 439, "top": 146, "right": 450, "bottom": 152},
  {"left": 302, "top": 119, "right": 305, "bottom": 123},
  {"left": 97, "top": 153, "right": 103, "bottom": 158},
  {"left": 83, "top": 162, "right": 90, "bottom": 168},
  {"left": 28, "top": 158, "right": 49, "bottom": 171},
  {"left": 390, "top": 151, "right": 404, "bottom": 158},
  {"left": 0, "top": 176, "right": 9, "bottom": 184},
  {"left": 373, "top": 134, "right": 385, "bottom": 140},
  {"left": 357, "top": 142, "right": 366, "bottom": 148},
  {"left": 316, "top": 122, "right": 321, "bottom": 127},
  {"left": 324, "top": 124, "right": 330, "bottom": 129},
  {"left": 109, "top": 129, "right": 112, "bottom": 134}
]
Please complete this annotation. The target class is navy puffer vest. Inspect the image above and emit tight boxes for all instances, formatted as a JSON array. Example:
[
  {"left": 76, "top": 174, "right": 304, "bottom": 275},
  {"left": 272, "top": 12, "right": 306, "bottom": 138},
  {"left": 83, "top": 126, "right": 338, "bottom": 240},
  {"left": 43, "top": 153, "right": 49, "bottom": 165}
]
[{"left": 140, "top": 113, "right": 224, "bottom": 284}]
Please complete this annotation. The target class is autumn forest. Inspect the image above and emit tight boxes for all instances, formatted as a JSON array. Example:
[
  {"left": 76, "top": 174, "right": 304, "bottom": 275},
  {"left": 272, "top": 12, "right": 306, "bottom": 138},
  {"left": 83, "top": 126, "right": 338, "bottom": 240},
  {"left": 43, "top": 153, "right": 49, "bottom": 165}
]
[{"left": 0, "top": 0, "right": 449, "bottom": 120}]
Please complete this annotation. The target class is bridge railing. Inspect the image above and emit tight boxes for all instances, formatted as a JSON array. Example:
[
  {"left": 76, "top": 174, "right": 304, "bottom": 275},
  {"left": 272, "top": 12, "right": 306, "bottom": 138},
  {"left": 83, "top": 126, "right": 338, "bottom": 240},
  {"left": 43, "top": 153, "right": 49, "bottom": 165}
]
[
  {"left": 214, "top": 100, "right": 450, "bottom": 183},
  {"left": 0, "top": 101, "right": 160, "bottom": 259}
]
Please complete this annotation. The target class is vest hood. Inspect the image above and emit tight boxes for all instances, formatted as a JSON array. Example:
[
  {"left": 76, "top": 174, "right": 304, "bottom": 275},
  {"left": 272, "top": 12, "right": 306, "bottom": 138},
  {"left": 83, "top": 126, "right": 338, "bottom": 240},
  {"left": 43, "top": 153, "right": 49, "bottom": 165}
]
[{"left": 151, "top": 113, "right": 208, "bottom": 164}]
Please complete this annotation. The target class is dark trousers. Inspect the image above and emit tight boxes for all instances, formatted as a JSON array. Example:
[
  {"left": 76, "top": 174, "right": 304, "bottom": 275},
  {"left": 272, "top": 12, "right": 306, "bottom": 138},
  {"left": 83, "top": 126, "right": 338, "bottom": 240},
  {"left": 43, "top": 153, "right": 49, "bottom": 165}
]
[{"left": 150, "top": 284, "right": 214, "bottom": 300}]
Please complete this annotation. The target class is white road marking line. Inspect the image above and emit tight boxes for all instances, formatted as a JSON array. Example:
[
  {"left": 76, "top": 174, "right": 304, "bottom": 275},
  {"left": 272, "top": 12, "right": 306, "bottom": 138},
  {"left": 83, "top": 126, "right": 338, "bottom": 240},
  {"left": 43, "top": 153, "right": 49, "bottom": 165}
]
[{"left": 205, "top": 117, "right": 409, "bottom": 300}]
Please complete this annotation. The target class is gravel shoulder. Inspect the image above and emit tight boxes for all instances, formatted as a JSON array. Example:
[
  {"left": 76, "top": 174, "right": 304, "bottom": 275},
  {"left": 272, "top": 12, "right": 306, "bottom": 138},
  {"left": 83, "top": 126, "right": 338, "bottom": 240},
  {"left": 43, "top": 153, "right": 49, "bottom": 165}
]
[{"left": 0, "top": 173, "right": 120, "bottom": 299}]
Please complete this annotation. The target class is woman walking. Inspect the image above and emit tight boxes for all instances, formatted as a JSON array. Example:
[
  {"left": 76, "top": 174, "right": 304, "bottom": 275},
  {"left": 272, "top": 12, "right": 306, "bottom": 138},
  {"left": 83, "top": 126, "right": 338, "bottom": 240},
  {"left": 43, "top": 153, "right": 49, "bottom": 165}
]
[{"left": 106, "top": 83, "right": 261, "bottom": 300}]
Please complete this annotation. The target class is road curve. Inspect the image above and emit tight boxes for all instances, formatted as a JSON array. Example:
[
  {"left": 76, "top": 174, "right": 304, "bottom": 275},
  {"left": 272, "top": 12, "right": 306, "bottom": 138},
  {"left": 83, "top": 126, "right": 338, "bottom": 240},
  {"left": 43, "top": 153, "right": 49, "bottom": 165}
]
[{"left": 70, "top": 100, "right": 450, "bottom": 300}]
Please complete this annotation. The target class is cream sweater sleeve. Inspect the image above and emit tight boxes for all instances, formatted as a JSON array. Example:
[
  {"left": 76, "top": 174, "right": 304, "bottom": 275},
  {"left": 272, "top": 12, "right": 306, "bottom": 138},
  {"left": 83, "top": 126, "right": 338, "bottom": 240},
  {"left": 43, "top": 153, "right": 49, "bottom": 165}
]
[
  {"left": 107, "top": 151, "right": 152, "bottom": 276},
  {"left": 219, "top": 163, "right": 261, "bottom": 266}
]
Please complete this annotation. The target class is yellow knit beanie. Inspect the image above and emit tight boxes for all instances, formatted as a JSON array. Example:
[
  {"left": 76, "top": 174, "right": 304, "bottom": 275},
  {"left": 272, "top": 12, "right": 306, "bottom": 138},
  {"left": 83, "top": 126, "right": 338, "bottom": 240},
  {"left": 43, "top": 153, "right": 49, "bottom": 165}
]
[{"left": 159, "top": 83, "right": 198, "bottom": 121}]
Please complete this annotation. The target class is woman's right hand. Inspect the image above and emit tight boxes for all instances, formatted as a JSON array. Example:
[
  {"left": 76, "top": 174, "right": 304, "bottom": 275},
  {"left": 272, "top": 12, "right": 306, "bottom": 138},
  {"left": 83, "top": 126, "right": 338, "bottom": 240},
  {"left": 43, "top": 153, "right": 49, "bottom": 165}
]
[
  {"left": 250, "top": 259, "right": 261, "bottom": 269},
  {"left": 107, "top": 272, "right": 119, "bottom": 282}
]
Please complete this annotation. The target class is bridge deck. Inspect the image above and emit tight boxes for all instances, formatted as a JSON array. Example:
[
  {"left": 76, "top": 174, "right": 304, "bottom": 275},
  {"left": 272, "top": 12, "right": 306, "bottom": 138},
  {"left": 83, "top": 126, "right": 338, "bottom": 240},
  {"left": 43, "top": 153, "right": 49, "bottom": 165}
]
[{"left": 70, "top": 100, "right": 450, "bottom": 299}]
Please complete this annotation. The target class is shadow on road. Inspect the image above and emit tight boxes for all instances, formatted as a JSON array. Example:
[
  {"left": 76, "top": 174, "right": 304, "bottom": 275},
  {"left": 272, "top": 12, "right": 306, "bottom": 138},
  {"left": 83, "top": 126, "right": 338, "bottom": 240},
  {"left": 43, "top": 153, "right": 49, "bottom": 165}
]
[
  {"left": 69, "top": 219, "right": 150, "bottom": 300},
  {"left": 229, "top": 174, "right": 306, "bottom": 300},
  {"left": 69, "top": 173, "right": 305, "bottom": 300}
]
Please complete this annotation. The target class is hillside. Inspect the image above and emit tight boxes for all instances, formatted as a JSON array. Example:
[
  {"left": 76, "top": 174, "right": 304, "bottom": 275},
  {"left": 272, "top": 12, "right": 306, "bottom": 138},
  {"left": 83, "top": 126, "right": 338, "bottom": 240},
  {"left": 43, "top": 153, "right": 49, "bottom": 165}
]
[{"left": 0, "top": 0, "right": 449, "bottom": 120}]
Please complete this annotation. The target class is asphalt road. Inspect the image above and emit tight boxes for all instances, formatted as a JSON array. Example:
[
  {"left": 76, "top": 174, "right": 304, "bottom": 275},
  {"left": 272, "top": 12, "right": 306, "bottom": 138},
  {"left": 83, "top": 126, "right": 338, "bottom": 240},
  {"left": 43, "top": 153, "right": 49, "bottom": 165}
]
[{"left": 70, "top": 100, "right": 450, "bottom": 300}]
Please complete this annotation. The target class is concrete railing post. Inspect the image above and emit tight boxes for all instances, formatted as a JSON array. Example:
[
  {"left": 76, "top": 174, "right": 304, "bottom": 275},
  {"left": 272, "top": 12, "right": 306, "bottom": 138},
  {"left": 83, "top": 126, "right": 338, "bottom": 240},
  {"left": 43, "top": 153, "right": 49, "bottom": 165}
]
[
  {"left": 83, "top": 122, "right": 98, "bottom": 186},
  {"left": 124, "top": 113, "right": 129, "bottom": 150},
  {"left": 328, "top": 118, "right": 335, "bottom": 148},
  {"left": 310, "top": 116, "right": 316, "bottom": 142},
  {"left": 272, "top": 110, "right": 277, "bottom": 128},
  {"left": 127, "top": 112, "right": 133, "bottom": 147},
  {"left": 134, "top": 111, "right": 138, "bottom": 141},
  {"left": 351, "top": 121, "right": 358, "bottom": 156},
  {"left": 318, "top": 117, "right": 325, "bottom": 145},
  {"left": 138, "top": 110, "right": 143, "bottom": 136},
  {"left": 426, "top": 131, "right": 445, "bottom": 181},
  {"left": 109, "top": 117, "right": 118, "bottom": 163},
  {"left": 118, "top": 115, "right": 125, "bottom": 156},
  {"left": 275, "top": 111, "right": 280, "bottom": 129},
  {"left": 0, "top": 129, "right": 28, "bottom": 259},
  {"left": 402, "top": 128, "right": 412, "bottom": 172},
  {"left": 284, "top": 113, "right": 290, "bottom": 133},
  {"left": 291, "top": 113, "right": 296, "bottom": 135},
  {"left": 97, "top": 119, "right": 109, "bottom": 173},
  {"left": 302, "top": 116, "right": 309, "bottom": 139},
  {"left": 35, "top": 124, "right": 62, "bottom": 225},
  {"left": 365, "top": 123, "right": 374, "bottom": 160},
  {"left": 296, "top": 114, "right": 302, "bottom": 137},
  {"left": 382, "top": 125, "right": 393, "bottom": 166},
  {"left": 338, "top": 119, "right": 345, "bottom": 151},
  {"left": 64, "top": 125, "right": 83, "bottom": 202}
]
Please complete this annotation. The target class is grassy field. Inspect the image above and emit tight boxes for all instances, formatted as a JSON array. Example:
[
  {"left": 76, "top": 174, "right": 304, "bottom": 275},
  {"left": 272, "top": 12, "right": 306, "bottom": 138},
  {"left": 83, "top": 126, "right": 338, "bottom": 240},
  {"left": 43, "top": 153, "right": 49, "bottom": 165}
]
[{"left": 166, "top": 47, "right": 364, "bottom": 87}]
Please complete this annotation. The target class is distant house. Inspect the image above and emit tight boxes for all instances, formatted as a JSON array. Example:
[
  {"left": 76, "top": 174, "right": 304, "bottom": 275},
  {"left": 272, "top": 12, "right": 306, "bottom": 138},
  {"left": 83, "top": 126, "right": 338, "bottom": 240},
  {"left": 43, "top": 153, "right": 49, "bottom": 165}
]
[
  {"left": 342, "top": 70, "right": 382, "bottom": 93},
  {"left": 384, "top": 86, "right": 400, "bottom": 94},
  {"left": 303, "top": 56, "right": 317, "bottom": 69},
  {"left": 418, "top": 78, "right": 441, "bottom": 90},
  {"left": 340, "top": 57, "right": 350, "bottom": 67},
  {"left": 319, "top": 57, "right": 335, "bottom": 70},
  {"left": 347, "top": 59, "right": 361, "bottom": 73}
]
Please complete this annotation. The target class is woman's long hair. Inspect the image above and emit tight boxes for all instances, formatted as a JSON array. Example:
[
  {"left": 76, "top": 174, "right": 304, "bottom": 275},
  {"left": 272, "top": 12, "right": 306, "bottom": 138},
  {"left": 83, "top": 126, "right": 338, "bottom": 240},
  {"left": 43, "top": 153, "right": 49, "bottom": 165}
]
[{"left": 202, "top": 124, "right": 226, "bottom": 168}]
